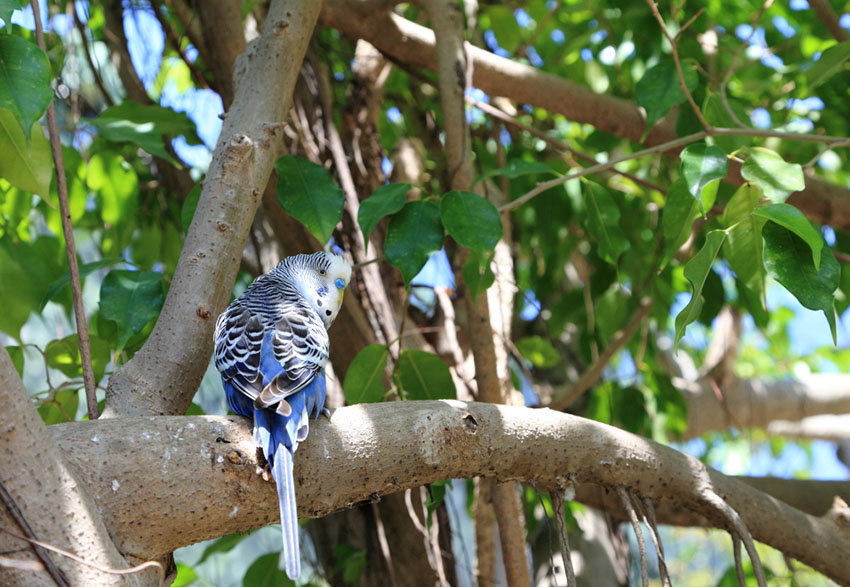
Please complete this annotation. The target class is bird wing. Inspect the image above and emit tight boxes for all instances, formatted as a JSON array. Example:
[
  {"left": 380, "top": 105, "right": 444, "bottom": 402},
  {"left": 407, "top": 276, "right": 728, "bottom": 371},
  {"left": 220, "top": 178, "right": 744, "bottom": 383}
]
[
  {"left": 213, "top": 304, "right": 265, "bottom": 399},
  {"left": 255, "top": 298, "right": 329, "bottom": 410}
]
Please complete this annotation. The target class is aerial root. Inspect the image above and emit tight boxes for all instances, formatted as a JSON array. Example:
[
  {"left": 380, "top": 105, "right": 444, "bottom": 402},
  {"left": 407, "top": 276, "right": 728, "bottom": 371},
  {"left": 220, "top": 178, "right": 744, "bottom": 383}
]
[
  {"left": 616, "top": 486, "right": 649, "bottom": 587},
  {"left": 702, "top": 489, "right": 767, "bottom": 587},
  {"left": 551, "top": 490, "right": 577, "bottom": 587}
]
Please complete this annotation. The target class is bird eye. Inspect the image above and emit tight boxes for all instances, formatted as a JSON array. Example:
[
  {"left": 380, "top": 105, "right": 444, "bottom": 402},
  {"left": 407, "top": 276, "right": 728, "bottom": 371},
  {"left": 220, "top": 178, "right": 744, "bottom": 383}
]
[
  {"left": 335, "top": 278, "right": 345, "bottom": 289},
  {"left": 319, "top": 269, "right": 326, "bottom": 276}
]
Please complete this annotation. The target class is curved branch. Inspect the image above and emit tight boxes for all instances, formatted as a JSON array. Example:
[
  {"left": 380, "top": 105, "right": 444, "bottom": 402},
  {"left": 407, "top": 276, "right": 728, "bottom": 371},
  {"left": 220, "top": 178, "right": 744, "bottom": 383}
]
[
  {"left": 49, "top": 401, "right": 850, "bottom": 584},
  {"left": 103, "top": 0, "right": 321, "bottom": 418}
]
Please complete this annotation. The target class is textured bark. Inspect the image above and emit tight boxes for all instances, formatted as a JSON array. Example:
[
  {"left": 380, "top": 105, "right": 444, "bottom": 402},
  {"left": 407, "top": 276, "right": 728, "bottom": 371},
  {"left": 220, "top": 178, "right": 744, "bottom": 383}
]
[
  {"left": 196, "top": 0, "right": 247, "bottom": 108},
  {"left": 103, "top": 0, "right": 321, "bottom": 418},
  {"left": 47, "top": 402, "right": 850, "bottom": 584},
  {"left": 0, "top": 349, "right": 148, "bottom": 586},
  {"left": 319, "top": 1, "right": 850, "bottom": 231}
]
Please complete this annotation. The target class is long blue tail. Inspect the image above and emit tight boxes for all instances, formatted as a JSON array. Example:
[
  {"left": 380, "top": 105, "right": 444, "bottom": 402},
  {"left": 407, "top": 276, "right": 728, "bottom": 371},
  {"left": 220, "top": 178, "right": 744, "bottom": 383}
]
[{"left": 223, "top": 370, "right": 327, "bottom": 580}]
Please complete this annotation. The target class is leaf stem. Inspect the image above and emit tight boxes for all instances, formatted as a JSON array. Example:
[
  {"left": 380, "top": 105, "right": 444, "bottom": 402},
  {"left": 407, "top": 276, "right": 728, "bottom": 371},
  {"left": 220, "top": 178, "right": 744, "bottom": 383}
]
[{"left": 31, "top": 0, "right": 99, "bottom": 420}]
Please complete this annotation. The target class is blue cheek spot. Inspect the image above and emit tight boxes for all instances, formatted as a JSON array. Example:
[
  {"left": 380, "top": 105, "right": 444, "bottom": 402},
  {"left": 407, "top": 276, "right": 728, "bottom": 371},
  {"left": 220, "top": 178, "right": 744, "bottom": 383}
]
[
  {"left": 335, "top": 278, "right": 345, "bottom": 289},
  {"left": 317, "top": 286, "right": 328, "bottom": 297}
]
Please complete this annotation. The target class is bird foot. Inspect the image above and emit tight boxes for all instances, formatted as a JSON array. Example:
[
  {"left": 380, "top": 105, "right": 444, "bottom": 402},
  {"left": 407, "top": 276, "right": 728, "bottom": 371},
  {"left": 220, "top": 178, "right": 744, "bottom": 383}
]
[{"left": 320, "top": 408, "right": 332, "bottom": 420}]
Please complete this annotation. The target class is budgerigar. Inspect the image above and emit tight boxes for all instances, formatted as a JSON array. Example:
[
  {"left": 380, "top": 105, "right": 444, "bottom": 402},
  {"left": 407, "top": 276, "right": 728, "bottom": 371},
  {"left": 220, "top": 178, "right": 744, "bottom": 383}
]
[{"left": 213, "top": 252, "right": 351, "bottom": 579}]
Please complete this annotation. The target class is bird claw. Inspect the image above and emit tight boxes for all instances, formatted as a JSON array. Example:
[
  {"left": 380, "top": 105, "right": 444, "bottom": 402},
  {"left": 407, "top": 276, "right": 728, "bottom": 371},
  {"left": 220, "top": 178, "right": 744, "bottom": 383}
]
[{"left": 320, "top": 408, "right": 332, "bottom": 420}]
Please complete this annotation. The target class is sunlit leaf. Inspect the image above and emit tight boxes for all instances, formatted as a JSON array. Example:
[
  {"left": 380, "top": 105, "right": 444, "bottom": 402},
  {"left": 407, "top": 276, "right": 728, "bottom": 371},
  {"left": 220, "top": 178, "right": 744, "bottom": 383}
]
[
  {"left": 398, "top": 349, "right": 456, "bottom": 400},
  {"left": 804, "top": 41, "right": 850, "bottom": 88},
  {"left": 343, "top": 344, "right": 389, "bottom": 404},
  {"left": 275, "top": 155, "right": 345, "bottom": 246},
  {"left": 358, "top": 183, "right": 409, "bottom": 251},
  {"left": 674, "top": 230, "right": 726, "bottom": 349},
  {"left": 0, "top": 108, "right": 52, "bottom": 198},
  {"left": 680, "top": 143, "right": 727, "bottom": 202},
  {"left": 762, "top": 222, "right": 838, "bottom": 343},
  {"left": 741, "top": 147, "right": 804, "bottom": 203},
  {"left": 440, "top": 190, "right": 502, "bottom": 253},
  {"left": 516, "top": 335, "right": 560, "bottom": 368},
  {"left": 242, "top": 553, "right": 294, "bottom": 587},
  {"left": 722, "top": 184, "right": 767, "bottom": 309},
  {"left": 384, "top": 200, "right": 444, "bottom": 285},
  {"left": 171, "top": 563, "right": 197, "bottom": 587},
  {"left": 37, "top": 388, "right": 79, "bottom": 425},
  {"left": 88, "top": 152, "right": 138, "bottom": 225},
  {"left": 0, "top": 35, "right": 52, "bottom": 138}
]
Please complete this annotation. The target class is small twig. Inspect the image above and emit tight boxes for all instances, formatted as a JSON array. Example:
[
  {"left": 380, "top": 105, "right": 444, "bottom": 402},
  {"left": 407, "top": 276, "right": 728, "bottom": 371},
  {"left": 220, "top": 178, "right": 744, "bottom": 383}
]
[
  {"left": 804, "top": 138, "right": 850, "bottom": 172},
  {"left": 645, "top": 0, "right": 710, "bottom": 129},
  {"left": 149, "top": 0, "right": 211, "bottom": 91},
  {"left": 0, "top": 480, "right": 69, "bottom": 586},
  {"left": 468, "top": 97, "right": 667, "bottom": 193},
  {"left": 702, "top": 490, "right": 767, "bottom": 587},
  {"left": 552, "top": 296, "right": 652, "bottom": 410},
  {"left": 352, "top": 255, "right": 385, "bottom": 270},
  {"left": 617, "top": 486, "right": 649, "bottom": 587},
  {"left": 720, "top": 0, "right": 774, "bottom": 129},
  {"left": 72, "top": 8, "right": 114, "bottom": 107},
  {"left": 371, "top": 502, "right": 399, "bottom": 587},
  {"left": 551, "top": 491, "right": 577, "bottom": 587},
  {"left": 0, "top": 526, "right": 164, "bottom": 587},
  {"left": 32, "top": 0, "right": 99, "bottom": 420}
]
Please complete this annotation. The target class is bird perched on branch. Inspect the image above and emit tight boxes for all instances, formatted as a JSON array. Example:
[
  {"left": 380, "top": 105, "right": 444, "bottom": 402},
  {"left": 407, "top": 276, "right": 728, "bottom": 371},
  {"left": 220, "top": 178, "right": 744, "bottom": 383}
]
[{"left": 213, "top": 251, "right": 351, "bottom": 579}]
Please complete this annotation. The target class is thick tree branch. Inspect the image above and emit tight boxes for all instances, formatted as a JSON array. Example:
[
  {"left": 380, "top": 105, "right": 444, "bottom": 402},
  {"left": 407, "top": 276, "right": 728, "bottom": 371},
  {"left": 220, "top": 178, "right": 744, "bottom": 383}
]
[
  {"left": 0, "top": 350, "right": 148, "bottom": 586},
  {"left": 48, "top": 402, "right": 850, "bottom": 584},
  {"left": 103, "top": 0, "right": 321, "bottom": 418},
  {"left": 319, "top": 2, "right": 850, "bottom": 230}
]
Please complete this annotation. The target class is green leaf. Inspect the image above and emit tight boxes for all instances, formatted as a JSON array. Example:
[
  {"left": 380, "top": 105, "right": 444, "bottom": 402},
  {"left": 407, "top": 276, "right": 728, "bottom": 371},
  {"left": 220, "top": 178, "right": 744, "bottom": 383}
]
[
  {"left": 358, "top": 183, "right": 409, "bottom": 251},
  {"left": 804, "top": 41, "right": 850, "bottom": 88},
  {"left": 198, "top": 533, "right": 245, "bottom": 563},
  {"left": 343, "top": 344, "right": 389, "bottom": 404},
  {"left": 462, "top": 249, "right": 495, "bottom": 301},
  {"left": 0, "top": 108, "right": 52, "bottom": 197},
  {"left": 486, "top": 6, "right": 521, "bottom": 52},
  {"left": 99, "top": 270, "right": 165, "bottom": 350},
  {"left": 740, "top": 147, "right": 804, "bottom": 203},
  {"left": 516, "top": 335, "right": 560, "bottom": 368},
  {"left": 636, "top": 59, "right": 697, "bottom": 140},
  {"left": 703, "top": 93, "right": 751, "bottom": 153},
  {"left": 440, "top": 190, "right": 502, "bottom": 253},
  {"left": 475, "top": 159, "right": 558, "bottom": 184},
  {"left": 43, "top": 334, "right": 110, "bottom": 382},
  {"left": 0, "top": 239, "right": 37, "bottom": 338},
  {"left": 333, "top": 545, "right": 367, "bottom": 584},
  {"left": 242, "top": 553, "right": 294, "bottom": 587},
  {"left": 398, "top": 349, "right": 456, "bottom": 400},
  {"left": 722, "top": 184, "right": 767, "bottom": 309},
  {"left": 763, "top": 222, "right": 839, "bottom": 343},
  {"left": 754, "top": 203, "right": 823, "bottom": 271},
  {"left": 680, "top": 143, "right": 727, "bottom": 201},
  {"left": 674, "top": 230, "right": 726, "bottom": 348},
  {"left": 171, "top": 563, "right": 197, "bottom": 587},
  {"left": 181, "top": 184, "right": 201, "bottom": 233},
  {"left": 89, "top": 102, "right": 201, "bottom": 164},
  {"left": 37, "top": 388, "right": 79, "bottom": 425},
  {"left": 0, "top": 35, "right": 52, "bottom": 138},
  {"left": 384, "top": 200, "right": 444, "bottom": 285},
  {"left": 6, "top": 345, "right": 24, "bottom": 377},
  {"left": 275, "top": 155, "right": 345, "bottom": 246},
  {"left": 88, "top": 152, "right": 138, "bottom": 225},
  {"left": 584, "top": 182, "right": 627, "bottom": 265},
  {"left": 0, "top": 1, "right": 24, "bottom": 26},
  {"left": 661, "top": 178, "right": 700, "bottom": 266},
  {"left": 41, "top": 258, "right": 125, "bottom": 310}
]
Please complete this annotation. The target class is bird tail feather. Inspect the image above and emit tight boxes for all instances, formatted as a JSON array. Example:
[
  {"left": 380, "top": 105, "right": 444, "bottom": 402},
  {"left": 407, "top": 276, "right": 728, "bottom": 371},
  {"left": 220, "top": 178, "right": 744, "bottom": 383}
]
[{"left": 273, "top": 447, "right": 301, "bottom": 580}]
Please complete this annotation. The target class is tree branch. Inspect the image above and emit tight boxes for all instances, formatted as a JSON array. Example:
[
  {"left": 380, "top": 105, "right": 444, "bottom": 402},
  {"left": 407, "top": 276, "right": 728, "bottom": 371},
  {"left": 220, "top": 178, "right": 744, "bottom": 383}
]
[
  {"left": 47, "top": 401, "right": 850, "bottom": 584},
  {"left": 102, "top": 0, "right": 321, "bottom": 418},
  {"left": 0, "top": 350, "right": 147, "bottom": 586}
]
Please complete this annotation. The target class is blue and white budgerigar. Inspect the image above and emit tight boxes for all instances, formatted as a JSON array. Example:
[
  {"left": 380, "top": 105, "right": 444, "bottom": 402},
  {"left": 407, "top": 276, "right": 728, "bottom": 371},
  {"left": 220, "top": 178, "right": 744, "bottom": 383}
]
[{"left": 213, "top": 251, "right": 351, "bottom": 579}]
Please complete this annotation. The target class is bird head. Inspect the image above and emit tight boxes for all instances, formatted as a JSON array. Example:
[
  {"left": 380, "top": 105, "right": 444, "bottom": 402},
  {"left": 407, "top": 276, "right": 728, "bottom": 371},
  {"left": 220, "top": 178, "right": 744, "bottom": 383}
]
[{"left": 282, "top": 251, "right": 352, "bottom": 328}]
